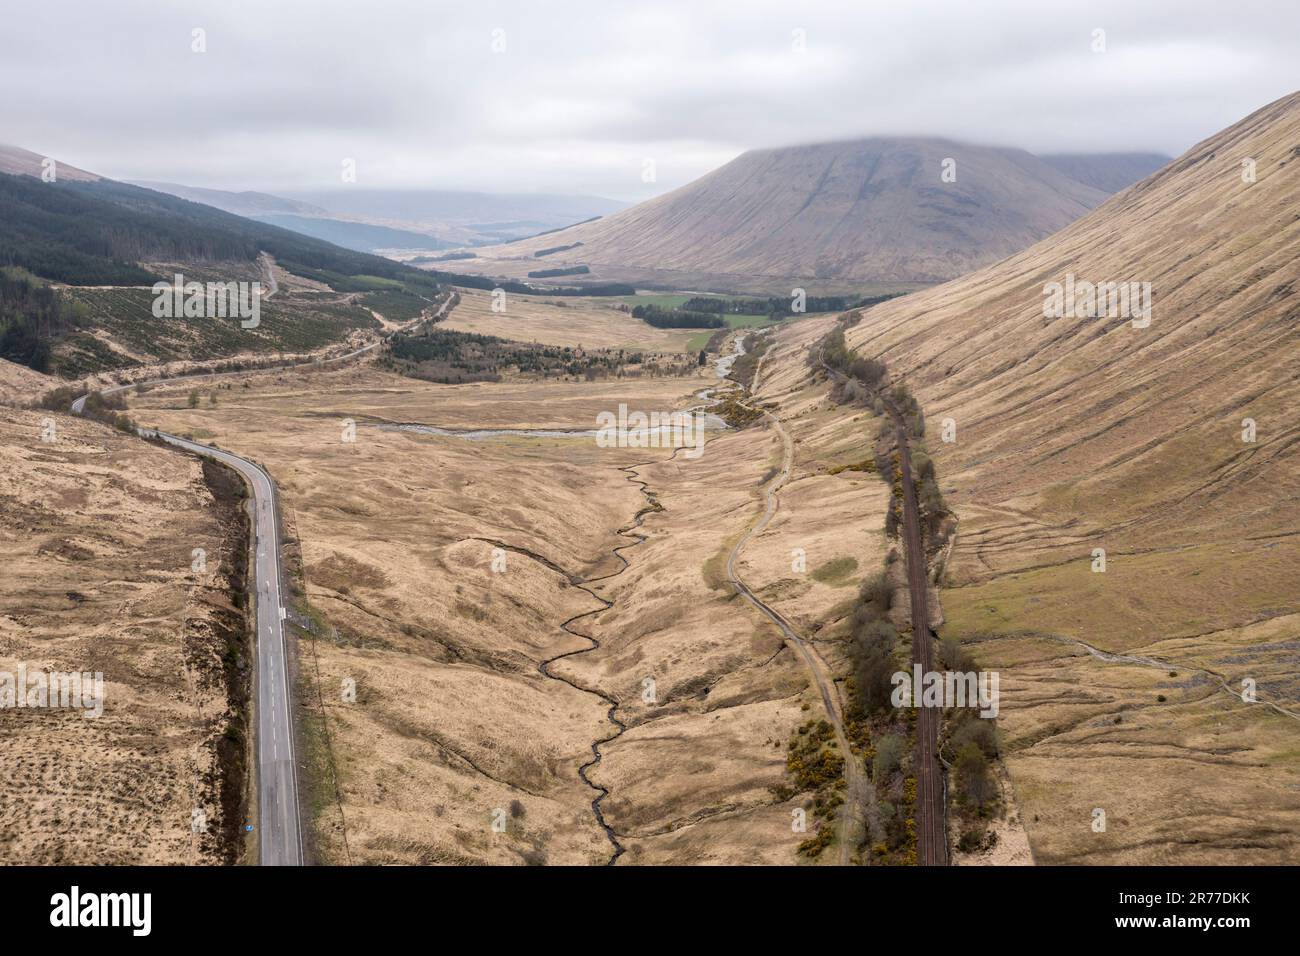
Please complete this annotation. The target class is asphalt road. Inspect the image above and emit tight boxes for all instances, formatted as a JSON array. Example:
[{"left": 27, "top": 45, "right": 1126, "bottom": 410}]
[
  {"left": 64, "top": 288, "right": 458, "bottom": 865},
  {"left": 75, "top": 385, "right": 304, "bottom": 863},
  {"left": 67, "top": 289, "right": 457, "bottom": 864},
  {"left": 144, "top": 430, "right": 303, "bottom": 866}
]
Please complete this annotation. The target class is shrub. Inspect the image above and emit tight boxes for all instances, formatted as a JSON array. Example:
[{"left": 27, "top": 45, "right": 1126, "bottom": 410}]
[
  {"left": 851, "top": 620, "right": 897, "bottom": 715},
  {"left": 950, "top": 715, "right": 998, "bottom": 757},
  {"left": 872, "top": 733, "right": 906, "bottom": 780},
  {"left": 939, "top": 635, "right": 973, "bottom": 672},
  {"left": 955, "top": 742, "right": 996, "bottom": 811},
  {"left": 857, "top": 572, "right": 891, "bottom": 617}
]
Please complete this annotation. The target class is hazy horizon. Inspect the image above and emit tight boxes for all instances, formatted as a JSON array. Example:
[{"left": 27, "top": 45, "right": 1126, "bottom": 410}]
[{"left": 3, "top": 1, "right": 1298, "bottom": 200}]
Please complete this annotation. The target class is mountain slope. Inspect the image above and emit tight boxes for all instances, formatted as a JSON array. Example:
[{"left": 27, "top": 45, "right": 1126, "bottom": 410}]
[
  {"left": 130, "top": 180, "right": 328, "bottom": 218},
  {"left": 249, "top": 213, "right": 454, "bottom": 254},
  {"left": 0, "top": 173, "right": 437, "bottom": 286},
  {"left": 0, "top": 154, "right": 445, "bottom": 377},
  {"left": 0, "top": 144, "right": 99, "bottom": 182},
  {"left": 136, "top": 181, "right": 626, "bottom": 249},
  {"left": 1040, "top": 152, "right": 1172, "bottom": 193},
  {"left": 279, "top": 188, "right": 627, "bottom": 232},
  {"left": 132, "top": 182, "right": 458, "bottom": 251},
  {"left": 132, "top": 181, "right": 456, "bottom": 253},
  {"left": 458, "top": 138, "right": 1125, "bottom": 288},
  {"left": 840, "top": 91, "right": 1300, "bottom": 863}
]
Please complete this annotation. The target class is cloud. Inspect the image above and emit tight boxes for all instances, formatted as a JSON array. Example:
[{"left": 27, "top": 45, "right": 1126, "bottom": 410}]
[{"left": 1, "top": 0, "right": 1295, "bottom": 200}]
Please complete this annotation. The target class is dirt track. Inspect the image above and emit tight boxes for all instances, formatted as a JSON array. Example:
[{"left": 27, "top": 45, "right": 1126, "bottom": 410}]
[{"left": 728, "top": 341, "right": 870, "bottom": 864}]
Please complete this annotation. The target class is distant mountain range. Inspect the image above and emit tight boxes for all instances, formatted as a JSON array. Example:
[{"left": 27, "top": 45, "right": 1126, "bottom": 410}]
[
  {"left": 449, "top": 140, "right": 1170, "bottom": 291},
  {"left": 128, "top": 180, "right": 328, "bottom": 218},
  {"left": 1039, "top": 152, "right": 1172, "bottom": 193},
  {"left": 131, "top": 180, "right": 628, "bottom": 252},
  {"left": 0, "top": 166, "right": 431, "bottom": 287}
]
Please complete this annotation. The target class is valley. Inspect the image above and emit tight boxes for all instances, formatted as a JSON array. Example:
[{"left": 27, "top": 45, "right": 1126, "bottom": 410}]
[
  {"left": 114, "top": 332, "right": 878, "bottom": 864},
  {"left": 831, "top": 91, "right": 1300, "bottom": 863},
  {"left": 1, "top": 34, "right": 1295, "bottom": 874}
]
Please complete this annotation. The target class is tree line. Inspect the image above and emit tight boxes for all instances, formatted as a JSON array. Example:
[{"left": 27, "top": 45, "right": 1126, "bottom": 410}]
[
  {"left": 681, "top": 291, "right": 905, "bottom": 320},
  {"left": 630, "top": 304, "right": 725, "bottom": 329},
  {"left": 0, "top": 267, "right": 88, "bottom": 371}
]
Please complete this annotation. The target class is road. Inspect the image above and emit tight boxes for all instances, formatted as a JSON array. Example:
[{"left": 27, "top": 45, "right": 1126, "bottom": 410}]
[
  {"left": 71, "top": 340, "right": 385, "bottom": 415},
  {"left": 70, "top": 287, "right": 456, "bottom": 416},
  {"left": 65, "top": 287, "right": 458, "bottom": 863},
  {"left": 144, "top": 430, "right": 303, "bottom": 866},
  {"left": 726, "top": 337, "right": 870, "bottom": 864},
  {"left": 71, "top": 384, "right": 304, "bottom": 862},
  {"left": 257, "top": 251, "right": 280, "bottom": 298}
]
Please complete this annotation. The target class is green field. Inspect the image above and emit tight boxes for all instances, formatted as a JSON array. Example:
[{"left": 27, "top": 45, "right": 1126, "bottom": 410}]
[{"left": 615, "top": 293, "right": 781, "bottom": 350}]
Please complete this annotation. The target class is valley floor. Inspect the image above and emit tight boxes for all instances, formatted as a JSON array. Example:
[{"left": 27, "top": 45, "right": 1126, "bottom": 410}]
[
  {"left": 129, "top": 356, "right": 868, "bottom": 863},
  {"left": 42, "top": 298, "right": 1294, "bottom": 866}
]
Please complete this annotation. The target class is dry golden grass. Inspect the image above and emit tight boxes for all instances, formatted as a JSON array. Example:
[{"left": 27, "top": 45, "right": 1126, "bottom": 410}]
[
  {"left": 0, "top": 410, "right": 245, "bottom": 864},
  {"left": 440, "top": 287, "right": 696, "bottom": 352},
  {"left": 133, "top": 361, "right": 801, "bottom": 863},
  {"left": 835, "top": 91, "right": 1300, "bottom": 863},
  {"left": 127, "top": 345, "right": 912, "bottom": 864},
  {"left": 0, "top": 358, "right": 52, "bottom": 405}
]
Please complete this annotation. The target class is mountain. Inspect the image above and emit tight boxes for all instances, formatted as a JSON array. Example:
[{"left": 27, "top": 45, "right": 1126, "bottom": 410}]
[
  {"left": 452, "top": 138, "right": 1153, "bottom": 291},
  {"left": 0, "top": 144, "right": 100, "bottom": 182},
  {"left": 1040, "top": 152, "right": 1172, "bottom": 193},
  {"left": 277, "top": 188, "right": 628, "bottom": 243},
  {"left": 135, "top": 181, "right": 625, "bottom": 250},
  {"left": 0, "top": 170, "right": 435, "bottom": 287},
  {"left": 131, "top": 181, "right": 455, "bottom": 253},
  {"left": 836, "top": 91, "right": 1300, "bottom": 862},
  {"left": 129, "top": 180, "right": 328, "bottom": 218},
  {"left": 246, "top": 214, "right": 455, "bottom": 254},
  {"left": 0, "top": 153, "right": 443, "bottom": 377},
  {"left": 279, "top": 187, "right": 626, "bottom": 225}
]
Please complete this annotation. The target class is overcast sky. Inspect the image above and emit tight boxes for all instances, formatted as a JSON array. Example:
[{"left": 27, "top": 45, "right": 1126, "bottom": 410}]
[{"left": 3, "top": 0, "right": 1297, "bottom": 201}]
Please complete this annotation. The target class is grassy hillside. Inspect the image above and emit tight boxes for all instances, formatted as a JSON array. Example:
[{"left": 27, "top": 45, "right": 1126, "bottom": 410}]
[
  {"left": 0, "top": 172, "right": 444, "bottom": 377},
  {"left": 837, "top": 91, "right": 1300, "bottom": 863},
  {"left": 0, "top": 173, "right": 440, "bottom": 288},
  {"left": 453, "top": 138, "right": 1125, "bottom": 290},
  {"left": 54, "top": 283, "right": 380, "bottom": 378}
]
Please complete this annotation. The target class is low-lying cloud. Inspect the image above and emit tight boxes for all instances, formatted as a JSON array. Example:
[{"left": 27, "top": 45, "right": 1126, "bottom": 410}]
[{"left": 3, "top": 0, "right": 1296, "bottom": 200}]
